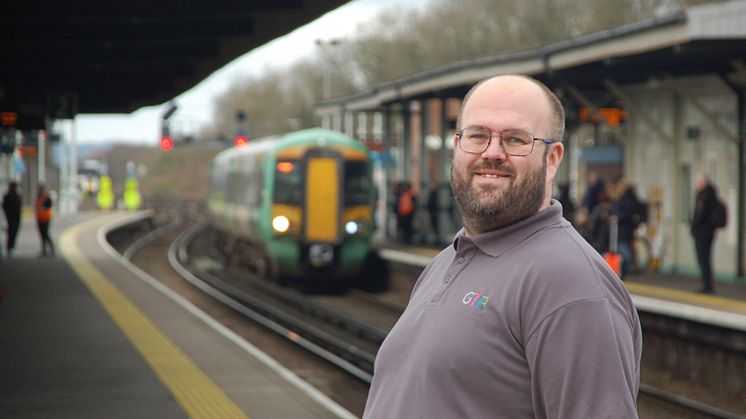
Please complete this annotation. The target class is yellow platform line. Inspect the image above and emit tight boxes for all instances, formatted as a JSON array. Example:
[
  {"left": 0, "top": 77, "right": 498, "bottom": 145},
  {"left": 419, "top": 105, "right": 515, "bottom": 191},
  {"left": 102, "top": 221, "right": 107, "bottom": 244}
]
[
  {"left": 60, "top": 218, "right": 249, "bottom": 419},
  {"left": 626, "top": 281, "right": 746, "bottom": 315}
]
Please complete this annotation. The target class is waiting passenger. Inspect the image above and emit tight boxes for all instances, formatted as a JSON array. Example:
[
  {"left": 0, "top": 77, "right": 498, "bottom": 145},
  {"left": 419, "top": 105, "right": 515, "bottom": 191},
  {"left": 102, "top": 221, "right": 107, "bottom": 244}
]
[
  {"left": 608, "top": 175, "right": 642, "bottom": 279},
  {"left": 363, "top": 75, "right": 642, "bottom": 419},
  {"left": 35, "top": 184, "right": 55, "bottom": 257},
  {"left": 691, "top": 174, "right": 725, "bottom": 294},
  {"left": 2, "top": 181, "right": 22, "bottom": 257},
  {"left": 395, "top": 181, "right": 416, "bottom": 244}
]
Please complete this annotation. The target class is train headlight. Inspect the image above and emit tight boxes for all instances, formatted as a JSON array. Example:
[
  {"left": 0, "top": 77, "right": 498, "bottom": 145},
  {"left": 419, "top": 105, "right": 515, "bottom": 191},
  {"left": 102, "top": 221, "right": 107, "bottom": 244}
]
[
  {"left": 345, "top": 221, "right": 358, "bottom": 235},
  {"left": 272, "top": 216, "right": 290, "bottom": 233},
  {"left": 345, "top": 220, "right": 364, "bottom": 235}
]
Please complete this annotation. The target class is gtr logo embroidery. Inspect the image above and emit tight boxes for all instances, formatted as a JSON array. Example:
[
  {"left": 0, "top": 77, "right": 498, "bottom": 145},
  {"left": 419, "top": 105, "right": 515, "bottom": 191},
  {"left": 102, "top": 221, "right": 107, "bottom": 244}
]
[{"left": 462, "top": 291, "right": 489, "bottom": 311}]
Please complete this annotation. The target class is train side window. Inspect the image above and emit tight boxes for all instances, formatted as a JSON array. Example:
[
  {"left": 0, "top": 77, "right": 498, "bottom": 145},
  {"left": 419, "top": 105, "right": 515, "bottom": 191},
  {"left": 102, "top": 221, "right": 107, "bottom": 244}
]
[
  {"left": 273, "top": 159, "right": 302, "bottom": 205},
  {"left": 253, "top": 169, "right": 264, "bottom": 206},
  {"left": 226, "top": 171, "right": 237, "bottom": 203},
  {"left": 345, "top": 160, "right": 371, "bottom": 206}
]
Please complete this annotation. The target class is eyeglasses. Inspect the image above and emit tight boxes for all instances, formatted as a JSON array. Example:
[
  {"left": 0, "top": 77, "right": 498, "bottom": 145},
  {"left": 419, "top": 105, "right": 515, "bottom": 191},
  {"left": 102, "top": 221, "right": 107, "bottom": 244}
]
[{"left": 455, "top": 127, "right": 558, "bottom": 156}]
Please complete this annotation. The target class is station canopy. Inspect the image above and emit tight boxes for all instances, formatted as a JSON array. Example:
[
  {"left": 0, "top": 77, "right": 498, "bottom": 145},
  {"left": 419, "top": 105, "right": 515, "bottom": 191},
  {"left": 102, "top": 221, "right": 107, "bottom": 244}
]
[
  {"left": 1, "top": 0, "right": 348, "bottom": 128},
  {"left": 315, "top": 1, "right": 746, "bottom": 115}
]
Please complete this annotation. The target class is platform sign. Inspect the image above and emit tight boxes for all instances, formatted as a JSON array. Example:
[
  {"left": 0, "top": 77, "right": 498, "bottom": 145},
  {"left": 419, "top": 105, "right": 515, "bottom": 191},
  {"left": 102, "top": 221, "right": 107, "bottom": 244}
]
[{"left": 1, "top": 111, "right": 17, "bottom": 126}]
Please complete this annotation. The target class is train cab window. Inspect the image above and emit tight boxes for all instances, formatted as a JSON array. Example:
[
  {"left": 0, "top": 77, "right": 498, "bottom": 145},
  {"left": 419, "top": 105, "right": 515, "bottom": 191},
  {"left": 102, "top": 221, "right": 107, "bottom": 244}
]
[
  {"left": 344, "top": 160, "right": 371, "bottom": 206},
  {"left": 273, "top": 159, "right": 303, "bottom": 204}
]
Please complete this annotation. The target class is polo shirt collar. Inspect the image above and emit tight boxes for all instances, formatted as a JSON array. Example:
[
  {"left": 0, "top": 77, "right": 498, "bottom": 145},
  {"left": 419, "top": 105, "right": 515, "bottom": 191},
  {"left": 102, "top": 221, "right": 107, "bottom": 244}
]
[{"left": 453, "top": 199, "right": 564, "bottom": 257}]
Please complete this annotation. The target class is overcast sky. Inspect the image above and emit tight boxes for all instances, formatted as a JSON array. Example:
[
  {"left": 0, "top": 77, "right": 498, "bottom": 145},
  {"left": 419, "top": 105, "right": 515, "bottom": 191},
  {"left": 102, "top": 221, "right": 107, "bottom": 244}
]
[{"left": 66, "top": 0, "right": 429, "bottom": 145}]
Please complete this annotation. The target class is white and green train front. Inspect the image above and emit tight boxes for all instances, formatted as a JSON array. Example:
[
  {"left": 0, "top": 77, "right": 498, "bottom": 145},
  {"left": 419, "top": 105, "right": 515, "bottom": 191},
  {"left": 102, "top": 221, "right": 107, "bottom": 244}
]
[{"left": 207, "top": 129, "right": 375, "bottom": 279}]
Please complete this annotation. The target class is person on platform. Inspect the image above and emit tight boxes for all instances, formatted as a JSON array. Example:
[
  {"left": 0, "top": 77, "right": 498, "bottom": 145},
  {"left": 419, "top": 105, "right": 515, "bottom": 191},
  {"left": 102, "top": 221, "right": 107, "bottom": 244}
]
[
  {"left": 396, "top": 181, "right": 416, "bottom": 244},
  {"left": 363, "top": 75, "right": 642, "bottom": 419},
  {"left": 35, "top": 184, "right": 55, "bottom": 257},
  {"left": 2, "top": 181, "right": 22, "bottom": 256},
  {"left": 608, "top": 175, "right": 642, "bottom": 279},
  {"left": 690, "top": 174, "right": 722, "bottom": 294}
]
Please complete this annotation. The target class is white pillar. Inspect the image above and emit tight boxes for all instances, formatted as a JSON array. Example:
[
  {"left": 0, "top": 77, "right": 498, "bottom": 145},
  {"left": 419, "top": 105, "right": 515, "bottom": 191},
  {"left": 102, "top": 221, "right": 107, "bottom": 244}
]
[
  {"left": 68, "top": 118, "right": 78, "bottom": 214},
  {"left": 38, "top": 129, "right": 46, "bottom": 183},
  {"left": 333, "top": 113, "right": 342, "bottom": 132},
  {"left": 345, "top": 111, "right": 354, "bottom": 137},
  {"left": 373, "top": 112, "right": 383, "bottom": 141},
  {"left": 357, "top": 112, "right": 367, "bottom": 140}
]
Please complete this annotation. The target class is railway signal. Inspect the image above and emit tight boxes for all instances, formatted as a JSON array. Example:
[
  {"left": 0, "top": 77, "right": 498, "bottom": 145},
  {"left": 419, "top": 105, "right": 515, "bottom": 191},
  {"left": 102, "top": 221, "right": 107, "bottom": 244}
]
[
  {"left": 160, "top": 136, "right": 174, "bottom": 151},
  {"left": 234, "top": 135, "right": 249, "bottom": 148}
]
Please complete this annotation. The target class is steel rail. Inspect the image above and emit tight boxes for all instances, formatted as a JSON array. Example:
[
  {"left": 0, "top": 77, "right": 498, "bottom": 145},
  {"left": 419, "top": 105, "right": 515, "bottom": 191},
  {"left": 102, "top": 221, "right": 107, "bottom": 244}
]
[
  {"left": 169, "top": 223, "right": 375, "bottom": 383},
  {"left": 121, "top": 211, "right": 182, "bottom": 261},
  {"left": 638, "top": 383, "right": 745, "bottom": 419}
]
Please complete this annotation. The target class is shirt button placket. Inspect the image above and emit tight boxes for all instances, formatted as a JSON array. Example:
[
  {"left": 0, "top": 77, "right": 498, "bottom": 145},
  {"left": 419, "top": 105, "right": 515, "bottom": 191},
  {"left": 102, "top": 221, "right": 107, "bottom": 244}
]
[{"left": 431, "top": 251, "right": 471, "bottom": 303}]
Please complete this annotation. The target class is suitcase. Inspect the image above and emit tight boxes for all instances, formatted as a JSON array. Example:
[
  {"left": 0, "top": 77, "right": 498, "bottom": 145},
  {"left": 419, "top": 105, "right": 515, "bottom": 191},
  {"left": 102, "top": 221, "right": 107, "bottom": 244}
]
[{"left": 604, "top": 220, "right": 622, "bottom": 276}]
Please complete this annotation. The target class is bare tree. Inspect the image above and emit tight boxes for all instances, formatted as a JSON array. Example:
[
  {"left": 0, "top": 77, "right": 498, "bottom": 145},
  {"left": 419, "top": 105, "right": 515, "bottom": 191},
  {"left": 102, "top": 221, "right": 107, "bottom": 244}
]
[{"left": 204, "top": 0, "right": 704, "bottom": 137}]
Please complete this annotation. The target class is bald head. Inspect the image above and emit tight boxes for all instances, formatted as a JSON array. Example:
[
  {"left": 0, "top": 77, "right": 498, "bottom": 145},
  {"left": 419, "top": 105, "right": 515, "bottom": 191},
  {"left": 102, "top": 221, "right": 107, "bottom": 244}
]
[{"left": 457, "top": 75, "right": 565, "bottom": 141}]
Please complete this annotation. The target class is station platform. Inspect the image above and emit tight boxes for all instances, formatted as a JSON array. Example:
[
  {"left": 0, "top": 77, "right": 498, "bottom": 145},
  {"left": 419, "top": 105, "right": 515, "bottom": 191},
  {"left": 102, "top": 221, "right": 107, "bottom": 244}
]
[
  {"left": 0, "top": 212, "right": 354, "bottom": 419},
  {"left": 376, "top": 240, "right": 746, "bottom": 324}
]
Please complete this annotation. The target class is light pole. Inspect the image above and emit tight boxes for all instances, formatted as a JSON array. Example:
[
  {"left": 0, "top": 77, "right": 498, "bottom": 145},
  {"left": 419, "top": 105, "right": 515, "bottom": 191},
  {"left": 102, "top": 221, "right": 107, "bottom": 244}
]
[{"left": 315, "top": 38, "right": 342, "bottom": 100}]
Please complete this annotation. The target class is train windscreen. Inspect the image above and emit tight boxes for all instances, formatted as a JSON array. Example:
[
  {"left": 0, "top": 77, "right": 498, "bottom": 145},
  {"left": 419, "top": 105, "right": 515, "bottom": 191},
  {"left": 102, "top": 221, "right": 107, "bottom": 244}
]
[
  {"left": 344, "top": 160, "right": 371, "bottom": 206},
  {"left": 273, "top": 160, "right": 302, "bottom": 205}
]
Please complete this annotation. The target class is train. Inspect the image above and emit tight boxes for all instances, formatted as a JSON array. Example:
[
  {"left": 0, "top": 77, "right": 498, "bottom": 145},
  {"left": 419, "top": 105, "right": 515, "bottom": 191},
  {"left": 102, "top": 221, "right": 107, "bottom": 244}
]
[{"left": 206, "top": 128, "right": 376, "bottom": 281}]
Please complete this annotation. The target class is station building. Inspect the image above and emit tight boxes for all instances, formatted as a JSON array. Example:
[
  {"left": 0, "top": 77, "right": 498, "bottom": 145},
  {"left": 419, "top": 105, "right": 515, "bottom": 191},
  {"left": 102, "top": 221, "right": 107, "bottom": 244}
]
[{"left": 315, "top": 1, "right": 746, "bottom": 281}]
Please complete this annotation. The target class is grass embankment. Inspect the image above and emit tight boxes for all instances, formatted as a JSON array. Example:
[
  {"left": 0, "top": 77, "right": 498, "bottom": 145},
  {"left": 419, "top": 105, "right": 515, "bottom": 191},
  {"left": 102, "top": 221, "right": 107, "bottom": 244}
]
[
  {"left": 96, "top": 143, "right": 223, "bottom": 204},
  {"left": 140, "top": 146, "right": 221, "bottom": 201}
]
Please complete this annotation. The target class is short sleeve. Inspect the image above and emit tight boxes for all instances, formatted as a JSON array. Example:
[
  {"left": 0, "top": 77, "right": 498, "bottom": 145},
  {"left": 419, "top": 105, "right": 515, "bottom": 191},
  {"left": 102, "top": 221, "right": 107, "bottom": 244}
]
[{"left": 525, "top": 298, "right": 639, "bottom": 419}]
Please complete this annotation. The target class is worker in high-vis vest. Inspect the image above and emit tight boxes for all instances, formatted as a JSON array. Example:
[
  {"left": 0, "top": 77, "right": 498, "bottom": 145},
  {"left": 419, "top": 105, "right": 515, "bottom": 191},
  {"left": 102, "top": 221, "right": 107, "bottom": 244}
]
[
  {"left": 123, "top": 177, "right": 142, "bottom": 211},
  {"left": 97, "top": 176, "right": 115, "bottom": 210},
  {"left": 34, "top": 184, "right": 55, "bottom": 256},
  {"left": 396, "top": 181, "right": 416, "bottom": 244}
]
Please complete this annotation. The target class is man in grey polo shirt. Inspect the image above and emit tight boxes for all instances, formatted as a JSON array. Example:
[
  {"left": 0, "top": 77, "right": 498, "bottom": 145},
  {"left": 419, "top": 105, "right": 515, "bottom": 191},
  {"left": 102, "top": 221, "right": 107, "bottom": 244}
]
[{"left": 363, "top": 75, "right": 642, "bottom": 418}]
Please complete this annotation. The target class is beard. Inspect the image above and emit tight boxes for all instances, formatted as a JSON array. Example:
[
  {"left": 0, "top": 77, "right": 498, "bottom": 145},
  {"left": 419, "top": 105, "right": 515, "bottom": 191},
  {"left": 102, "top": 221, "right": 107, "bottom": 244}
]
[{"left": 451, "top": 157, "right": 547, "bottom": 235}]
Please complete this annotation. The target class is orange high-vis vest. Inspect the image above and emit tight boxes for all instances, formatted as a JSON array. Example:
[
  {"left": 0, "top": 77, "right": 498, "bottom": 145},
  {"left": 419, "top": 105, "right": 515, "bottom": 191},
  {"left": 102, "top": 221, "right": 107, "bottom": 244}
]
[
  {"left": 35, "top": 195, "right": 52, "bottom": 223},
  {"left": 398, "top": 190, "right": 415, "bottom": 216}
]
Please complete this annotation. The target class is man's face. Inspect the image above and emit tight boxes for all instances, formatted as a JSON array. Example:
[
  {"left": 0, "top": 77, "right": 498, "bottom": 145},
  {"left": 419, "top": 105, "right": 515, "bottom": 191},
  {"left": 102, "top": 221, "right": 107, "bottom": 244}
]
[{"left": 450, "top": 77, "right": 562, "bottom": 235}]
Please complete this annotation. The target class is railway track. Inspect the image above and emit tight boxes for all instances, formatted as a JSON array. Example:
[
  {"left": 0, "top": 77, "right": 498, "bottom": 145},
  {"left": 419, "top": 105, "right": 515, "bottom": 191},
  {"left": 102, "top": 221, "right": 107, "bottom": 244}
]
[
  {"left": 171, "top": 223, "right": 385, "bottom": 383},
  {"left": 113, "top": 209, "right": 745, "bottom": 419}
]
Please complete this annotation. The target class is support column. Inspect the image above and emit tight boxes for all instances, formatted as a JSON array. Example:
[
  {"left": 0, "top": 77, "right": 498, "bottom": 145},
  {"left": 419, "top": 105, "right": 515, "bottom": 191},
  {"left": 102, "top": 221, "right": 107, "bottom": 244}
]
[
  {"left": 440, "top": 97, "right": 450, "bottom": 181},
  {"left": 720, "top": 70, "right": 746, "bottom": 276},
  {"left": 357, "top": 112, "right": 367, "bottom": 141},
  {"left": 401, "top": 100, "right": 411, "bottom": 180},
  {"left": 345, "top": 111, "right": 354, "bottom": 137},
  {"left": 737, "top": 88, "right": 745, "bottom": 276},
  {"left": 69, "top": 117, "right": 78, "bottom": 214},
  {"left": 333, "top": 111, "right": 342, "bottom": 132},
  {"left": 40, "top": 122, "right": 48, "bottom": 183},
  {"left": 671, "top": 90, "right": 682, "bottom": 267},
  {"left": 419, "top": 99, "right": 429, "bottom": 191},
  {"left": 383, "top": 105, "right": 395, "bottom": 239}
]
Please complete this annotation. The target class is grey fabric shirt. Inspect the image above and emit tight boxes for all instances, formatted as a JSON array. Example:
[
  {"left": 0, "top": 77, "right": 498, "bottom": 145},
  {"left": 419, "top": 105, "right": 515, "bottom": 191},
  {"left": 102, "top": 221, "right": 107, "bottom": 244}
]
[{"left": 363, "top": 201, "right": 642, "bottom": 419}]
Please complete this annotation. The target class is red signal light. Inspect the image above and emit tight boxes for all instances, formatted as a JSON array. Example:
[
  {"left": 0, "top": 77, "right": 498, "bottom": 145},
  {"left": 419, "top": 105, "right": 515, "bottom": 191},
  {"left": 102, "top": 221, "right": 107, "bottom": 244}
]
[
  {"left": 234, "top": 135, "right": 249, "bottom": 148},
  {"left": 160, "top": 136, "right": 174, "bottom": 151}
]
